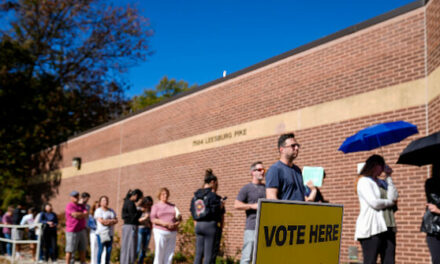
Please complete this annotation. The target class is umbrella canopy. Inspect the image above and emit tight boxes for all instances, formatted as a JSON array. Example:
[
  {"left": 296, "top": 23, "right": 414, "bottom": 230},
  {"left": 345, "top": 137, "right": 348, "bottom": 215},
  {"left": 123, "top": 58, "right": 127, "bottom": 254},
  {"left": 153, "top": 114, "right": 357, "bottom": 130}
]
[
  {"left": 338, "top": 121, "right": 418, "bottom": 154},
  {"left": 396, "top": 131, "right": 440, "bottom": 166}
]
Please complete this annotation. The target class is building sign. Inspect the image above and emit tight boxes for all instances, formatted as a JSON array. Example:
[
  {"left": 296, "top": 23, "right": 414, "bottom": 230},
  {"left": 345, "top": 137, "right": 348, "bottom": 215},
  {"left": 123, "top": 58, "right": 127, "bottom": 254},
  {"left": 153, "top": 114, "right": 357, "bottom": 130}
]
[
  {"left": 192, "top": 128, "right": 247, "bottom": 146},
  {"left": 253, "top": 199, "right": 343, "bottom": 264}
]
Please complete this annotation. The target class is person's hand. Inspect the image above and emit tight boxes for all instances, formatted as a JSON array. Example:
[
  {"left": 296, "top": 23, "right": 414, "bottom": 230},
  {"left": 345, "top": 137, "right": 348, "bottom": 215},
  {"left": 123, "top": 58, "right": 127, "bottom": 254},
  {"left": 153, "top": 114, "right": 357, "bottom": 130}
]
[
  {"left": 384, "top": 165, "right": 393, "bottom": 176},
  {"left": 167, "top": 222, "right": 179, "bottom": 229},
  {"left": 306, "top": 180, "right": 316, "bottom": 190},
  {"left": 427, "top": 203, "right": 440, "bottom": 214}
]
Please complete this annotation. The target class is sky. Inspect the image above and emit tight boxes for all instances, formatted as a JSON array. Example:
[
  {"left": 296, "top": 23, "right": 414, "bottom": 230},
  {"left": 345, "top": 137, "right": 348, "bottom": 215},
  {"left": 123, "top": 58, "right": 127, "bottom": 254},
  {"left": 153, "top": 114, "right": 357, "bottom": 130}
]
[{"left": 120, "top": 0, "right": 416, "bottom": 98}]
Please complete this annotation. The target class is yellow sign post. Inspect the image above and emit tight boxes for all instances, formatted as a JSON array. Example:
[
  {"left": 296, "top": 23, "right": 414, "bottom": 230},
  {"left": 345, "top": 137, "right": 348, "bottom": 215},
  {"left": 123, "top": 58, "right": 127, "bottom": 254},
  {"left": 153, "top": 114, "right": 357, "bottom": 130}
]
[{"left": 253, "top": 199, "right": 343, "bottom": 264}]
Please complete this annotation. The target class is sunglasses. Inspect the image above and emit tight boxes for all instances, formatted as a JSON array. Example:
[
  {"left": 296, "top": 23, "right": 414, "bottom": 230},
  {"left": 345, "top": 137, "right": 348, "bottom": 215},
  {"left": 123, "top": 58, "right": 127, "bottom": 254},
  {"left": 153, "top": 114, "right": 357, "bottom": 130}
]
[
  {"left": 284, "top": 143, "right": 301, "bottom": 149},
  {"left": 253, "top": 168, "right": 265, "bottom": 172}
]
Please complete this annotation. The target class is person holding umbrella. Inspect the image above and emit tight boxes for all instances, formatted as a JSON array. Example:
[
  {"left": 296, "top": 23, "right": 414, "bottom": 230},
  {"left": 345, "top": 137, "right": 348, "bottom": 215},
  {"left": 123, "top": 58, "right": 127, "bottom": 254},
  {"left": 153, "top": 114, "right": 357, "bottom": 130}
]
[
  {"left": 422, "top": 163, "right": 440, "bottom": 264},
  {"left": 397, "top": 131, "right": 440, "bottom": 263},
  {"left": 355, "top": 155, "right": 398, "bottom": 264}
]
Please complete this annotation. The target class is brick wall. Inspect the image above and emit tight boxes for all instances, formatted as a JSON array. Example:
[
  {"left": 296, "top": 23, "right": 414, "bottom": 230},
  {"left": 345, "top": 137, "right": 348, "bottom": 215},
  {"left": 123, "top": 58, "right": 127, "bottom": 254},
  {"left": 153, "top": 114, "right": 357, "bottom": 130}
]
[
  {"left": 45, "top": 2, "right": 440, "bottom": 264},
  {"left": 427, "top": 0, "right": 440, "bottom": 74}
]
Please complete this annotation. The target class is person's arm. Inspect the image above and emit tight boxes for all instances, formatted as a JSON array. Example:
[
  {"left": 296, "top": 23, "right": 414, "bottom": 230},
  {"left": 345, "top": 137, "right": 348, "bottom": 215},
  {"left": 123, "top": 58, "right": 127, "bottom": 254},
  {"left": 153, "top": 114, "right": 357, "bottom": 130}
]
[
  {"left": 265, "top": 167, "right": 280, "bottom": 200},
  {"left": 384, "top": 166, "right": 398, "bottom": 201},
  {"left": 266, "top": 188, "right": 278, "bottom": 200},
  {"left": 39, "top": 213, "right": 47, "bottom": 224},
  {"left": 358, "top": 178, "right": 394, "bottom": 210},
  {"left": 304, "top": 180, "right": 317, "bottom": 202},
  {"left": 235, "top": 186, "right": 258, "bottom": 210},
  {"left": 71, "top": 212, "right": 87, "bottom": 219},
  {"left": 20, "top": 215, "right": 28, "bottom": 225},
  {"left": 234, "top": 200, "right": 258, "bottom": 210}
]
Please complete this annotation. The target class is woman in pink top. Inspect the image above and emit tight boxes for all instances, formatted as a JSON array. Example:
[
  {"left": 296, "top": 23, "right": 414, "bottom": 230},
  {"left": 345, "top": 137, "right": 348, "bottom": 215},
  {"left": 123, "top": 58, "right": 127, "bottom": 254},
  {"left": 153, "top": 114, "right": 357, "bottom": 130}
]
[{"left": 150, "top": 187, "right": 182, "bottom": 264}]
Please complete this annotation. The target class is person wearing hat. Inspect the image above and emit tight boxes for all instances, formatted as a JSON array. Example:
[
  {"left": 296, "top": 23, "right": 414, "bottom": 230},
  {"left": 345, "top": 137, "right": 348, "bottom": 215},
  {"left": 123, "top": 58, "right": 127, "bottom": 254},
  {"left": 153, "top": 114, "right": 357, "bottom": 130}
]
[{"left": 65, "top": 191, "right": 88, "bottom": 264}]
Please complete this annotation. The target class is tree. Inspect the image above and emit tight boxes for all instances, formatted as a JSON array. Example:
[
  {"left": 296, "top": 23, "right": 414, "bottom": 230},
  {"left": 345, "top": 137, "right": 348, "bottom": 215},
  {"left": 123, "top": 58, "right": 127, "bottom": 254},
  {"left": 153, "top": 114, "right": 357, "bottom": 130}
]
[
  {"left": 130, "top": 76, "right": 197, "bottom": 112},
  {"left": 0, "top": 0, "right": 152, "bottom": 207}
]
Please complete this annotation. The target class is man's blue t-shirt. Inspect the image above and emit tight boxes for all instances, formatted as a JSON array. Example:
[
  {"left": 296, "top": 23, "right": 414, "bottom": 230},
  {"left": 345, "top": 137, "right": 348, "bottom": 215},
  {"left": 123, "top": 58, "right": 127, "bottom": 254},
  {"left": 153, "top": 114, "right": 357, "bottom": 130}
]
[{"left": 265, "top": 160, "right": 306, "bottom": 201}]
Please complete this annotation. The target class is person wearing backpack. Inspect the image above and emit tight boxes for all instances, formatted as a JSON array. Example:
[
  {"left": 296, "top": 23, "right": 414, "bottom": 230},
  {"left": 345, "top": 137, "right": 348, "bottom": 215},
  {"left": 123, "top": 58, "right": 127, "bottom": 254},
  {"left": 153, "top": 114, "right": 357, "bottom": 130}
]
[{"left": 191, "top": 169, "right": 225, "bottom": 264}]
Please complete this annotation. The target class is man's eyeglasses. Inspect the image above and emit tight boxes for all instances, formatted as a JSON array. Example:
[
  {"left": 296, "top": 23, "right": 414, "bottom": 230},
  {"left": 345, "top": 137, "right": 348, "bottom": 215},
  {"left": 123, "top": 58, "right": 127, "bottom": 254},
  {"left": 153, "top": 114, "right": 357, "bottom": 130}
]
[
  {"left": 283, "top": 143, "right": 301, "bottom": 149},
  {"left": 253, "top": 168, "right": 265, "bottom": 172}
]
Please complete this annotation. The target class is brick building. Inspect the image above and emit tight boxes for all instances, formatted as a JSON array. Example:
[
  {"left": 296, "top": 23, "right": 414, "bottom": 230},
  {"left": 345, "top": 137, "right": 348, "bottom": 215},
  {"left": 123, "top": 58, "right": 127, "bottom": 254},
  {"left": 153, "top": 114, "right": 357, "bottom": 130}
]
[{"left": 42, "top": 0, "right": 440, "bottom": 262}]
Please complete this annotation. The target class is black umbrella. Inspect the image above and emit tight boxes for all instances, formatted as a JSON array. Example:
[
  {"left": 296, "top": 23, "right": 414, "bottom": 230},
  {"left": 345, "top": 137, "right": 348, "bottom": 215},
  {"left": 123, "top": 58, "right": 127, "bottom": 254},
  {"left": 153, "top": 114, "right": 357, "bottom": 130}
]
[{"left": 397, "top": 131, "right": 440, "bottom": 166}]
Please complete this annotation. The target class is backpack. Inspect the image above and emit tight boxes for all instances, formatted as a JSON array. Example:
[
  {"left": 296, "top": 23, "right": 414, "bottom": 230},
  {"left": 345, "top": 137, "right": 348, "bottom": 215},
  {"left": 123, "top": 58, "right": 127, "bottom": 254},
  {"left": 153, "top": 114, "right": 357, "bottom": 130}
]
[{"left": 190, "top": 189, "right": 220, "bottom": 221}]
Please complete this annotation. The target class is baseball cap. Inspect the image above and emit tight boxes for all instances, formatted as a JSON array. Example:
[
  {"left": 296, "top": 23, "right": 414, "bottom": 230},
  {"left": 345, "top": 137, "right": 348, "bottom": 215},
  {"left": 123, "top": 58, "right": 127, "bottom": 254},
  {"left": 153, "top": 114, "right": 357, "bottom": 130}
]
[{"left": 70, "top": 191, "right": 79, "bottom": 197}]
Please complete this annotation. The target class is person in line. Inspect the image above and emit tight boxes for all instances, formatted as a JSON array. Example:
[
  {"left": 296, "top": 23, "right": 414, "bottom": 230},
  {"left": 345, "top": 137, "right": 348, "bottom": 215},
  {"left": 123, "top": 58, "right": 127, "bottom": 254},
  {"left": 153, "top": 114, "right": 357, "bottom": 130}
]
[
  {"left": 40, "top": 203, "right": 58, "bottom": 263},
  {"left": 33, "top": 208, "right": 44, "bottom": 263},
  {"left": 234, "top": 162, "right": 266, "bottom": 264},
  {"left": 65, "top": 191, "right": 88, "bottom": 264},
  {"left": 20, "top": 207, "right": 38, "bottom": 261},
  {"left": 376, "top": 165, "right": 399, "bottom": 264},
  {"left": 355, "top": 155, "right": 397, "bottom": 264},
  {"left": 88, "top": 201, "right": 99, "bottom": 264},
  {"left": 121, "top": 189, "right": 143, "bottom": 264},
  {"left": 95, "top": 195, "right": 118, "bottom": 264},
  {"left": 304, "top": 172, "right": 328, "bottom": 203},
  {"left": 137, "top": 196, "right": 153, "bottom": 264},
  {"left": 12, "top": 203, "right": 26, "bottom": 260},
  {"left": 151, "top": 187, "right": 181, "bottom": 264},
  {"left": 191, "top": 169, "right": 225, "bottom": 264},
  {"left": 80, "top": 192, "right": 91, "bottom": 212},
  {"left": 2, "top": 206, "right": 14, "bottom": 257},
  {"left": 265, "top": 133, "right": 317, "bottom": 201},
  {"left": 422, "top": 163, "right": 440, "bottom": 264}
]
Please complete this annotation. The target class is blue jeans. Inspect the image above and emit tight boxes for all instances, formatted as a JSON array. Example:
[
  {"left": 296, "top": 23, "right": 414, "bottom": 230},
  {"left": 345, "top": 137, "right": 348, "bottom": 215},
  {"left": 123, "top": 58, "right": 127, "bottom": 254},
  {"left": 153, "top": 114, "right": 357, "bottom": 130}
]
[
  {"left": 240, "top": 230, "right": 255, "bottom": 264},
  {"left": 136, "top": 227, "right": 151, "bottom": 264},
  {"left": 4, "top": 233, "right": 12, "bottom": 256},
  {"left": 97, "top": 234, "right": 113, "bottom": 264}
]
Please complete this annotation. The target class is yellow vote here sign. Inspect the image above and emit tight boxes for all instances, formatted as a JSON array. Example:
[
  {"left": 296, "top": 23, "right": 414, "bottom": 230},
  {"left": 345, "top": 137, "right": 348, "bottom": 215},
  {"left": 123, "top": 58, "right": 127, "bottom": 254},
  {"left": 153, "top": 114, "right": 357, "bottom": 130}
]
[{"left": 253, "top": 199, "right": 343, "bottom": 264}]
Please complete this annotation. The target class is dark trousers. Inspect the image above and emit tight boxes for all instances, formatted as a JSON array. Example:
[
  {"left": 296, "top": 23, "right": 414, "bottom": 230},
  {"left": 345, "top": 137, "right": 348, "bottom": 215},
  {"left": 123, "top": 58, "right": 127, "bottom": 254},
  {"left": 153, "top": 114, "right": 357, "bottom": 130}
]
[
  {"left": 359, "top": 230, "right": 395, "bottom": 264},
  {"left": 42, "top": 229, "right": 58, "bottom": 261},
  {"left": 427, "top": 234, "right": 440, "bottom": 264},
  {"left": 194, "top": 221, "right": 218, "bottom": 264}
]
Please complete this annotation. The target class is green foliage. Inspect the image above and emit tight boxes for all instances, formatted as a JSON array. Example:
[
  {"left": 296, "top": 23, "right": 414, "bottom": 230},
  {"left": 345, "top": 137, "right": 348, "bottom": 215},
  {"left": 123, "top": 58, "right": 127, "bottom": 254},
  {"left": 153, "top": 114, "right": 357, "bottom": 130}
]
[
  {"left": 130, "top": 76, "right": 197, "bottom": 112},
  {"left": 110, "top": 231, "right": 121, "bottom": 263},
  {"left": 175, "top": 216, "right": 196, "bottom": 263},
  {"left": 0, "top": 0, "right": 152, "bottom": 207},
  {"left": 173, "top": 215, "right": 240, "bottom": 264}
]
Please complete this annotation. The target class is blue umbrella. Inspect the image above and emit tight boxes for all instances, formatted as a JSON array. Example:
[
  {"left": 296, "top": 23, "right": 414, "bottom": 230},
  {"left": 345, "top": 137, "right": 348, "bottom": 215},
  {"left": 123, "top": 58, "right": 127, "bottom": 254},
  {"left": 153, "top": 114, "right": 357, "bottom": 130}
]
[{"left": 338, "top": 121, "right": 418, "bottom": 154}]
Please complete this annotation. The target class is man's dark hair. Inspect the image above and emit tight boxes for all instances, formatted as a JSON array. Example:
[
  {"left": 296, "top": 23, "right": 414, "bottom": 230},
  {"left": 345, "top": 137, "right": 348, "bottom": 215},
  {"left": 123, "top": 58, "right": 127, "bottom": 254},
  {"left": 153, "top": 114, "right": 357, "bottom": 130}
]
[
  {"left": 250, "top": 161, "right": 263, "bottom": 171},
  {"left": 81, "top": 192, "right": 90, "bottom": 198},
  {"left": 277, "top": 133, "right": 295, "bottom": 149}
]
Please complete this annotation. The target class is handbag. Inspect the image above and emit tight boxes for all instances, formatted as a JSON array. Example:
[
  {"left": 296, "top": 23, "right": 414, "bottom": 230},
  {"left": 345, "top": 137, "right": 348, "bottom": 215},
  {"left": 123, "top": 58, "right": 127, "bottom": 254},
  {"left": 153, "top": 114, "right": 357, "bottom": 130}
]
[
  {"left": 421, "top": 193, "right": 440, "bottom": 235},
  {"left": 421, "top": 208, "right": 440, "bottom": 235},
  {"left": 97, "top": 229, "right": 112, "bottom": 243}
]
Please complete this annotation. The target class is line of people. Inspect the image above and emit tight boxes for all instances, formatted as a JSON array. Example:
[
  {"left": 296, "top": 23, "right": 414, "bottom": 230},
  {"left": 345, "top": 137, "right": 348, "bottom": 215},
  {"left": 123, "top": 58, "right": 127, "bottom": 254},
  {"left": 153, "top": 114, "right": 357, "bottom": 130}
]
[
  {"left": 1, "top": 132, "right": 439, "bottom": 264},
  {"left": 0, "top": 202, "right": 58, "bottom": 262},
  {"left": 230, "top": 133, "right": 440, "bottom": 264}
]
